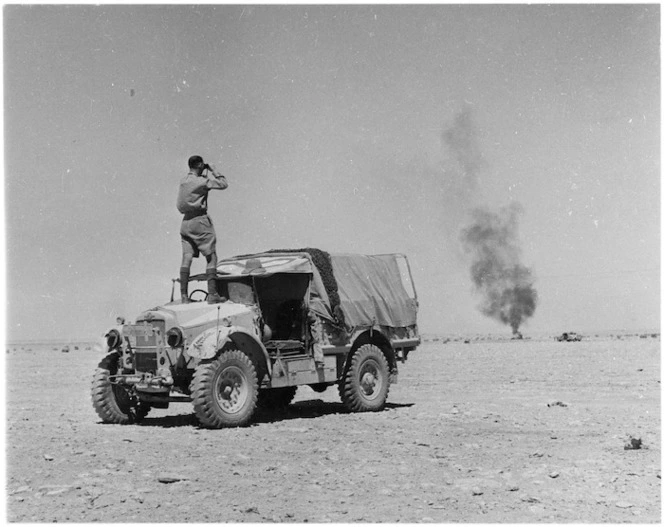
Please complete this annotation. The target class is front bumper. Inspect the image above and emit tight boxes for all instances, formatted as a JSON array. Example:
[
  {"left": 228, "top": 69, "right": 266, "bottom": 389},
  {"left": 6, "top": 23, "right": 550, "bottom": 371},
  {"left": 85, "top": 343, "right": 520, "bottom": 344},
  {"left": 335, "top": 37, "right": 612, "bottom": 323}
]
[{"left": 111, "top": 371, "right": 173, "bottom": 393}]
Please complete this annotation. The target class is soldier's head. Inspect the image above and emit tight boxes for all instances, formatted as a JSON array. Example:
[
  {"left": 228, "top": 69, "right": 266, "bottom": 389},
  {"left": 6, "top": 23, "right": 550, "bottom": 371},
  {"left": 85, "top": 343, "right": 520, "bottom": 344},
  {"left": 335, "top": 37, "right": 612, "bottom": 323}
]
[{"left": 188, "top": 155, "right": 205, "bottom": 173}]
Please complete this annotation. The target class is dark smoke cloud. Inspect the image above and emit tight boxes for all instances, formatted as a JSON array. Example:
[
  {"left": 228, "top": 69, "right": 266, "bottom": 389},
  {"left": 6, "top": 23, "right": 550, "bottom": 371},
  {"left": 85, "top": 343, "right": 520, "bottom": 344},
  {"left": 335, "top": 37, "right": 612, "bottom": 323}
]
[
  {"left": 460, "top": 203, "right": 538, "bottom": 334},
  {"left": 441, "top": 106, "right": 538, "bottom": 334}
]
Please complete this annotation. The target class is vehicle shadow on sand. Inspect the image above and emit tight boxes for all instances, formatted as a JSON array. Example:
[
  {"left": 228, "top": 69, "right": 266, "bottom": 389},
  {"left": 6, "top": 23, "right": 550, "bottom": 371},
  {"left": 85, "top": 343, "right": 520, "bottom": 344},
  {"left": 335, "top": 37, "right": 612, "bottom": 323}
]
[
  {"left": 135, "top": 400, "right": 414, "bottom": 429},
  {"left": 253, "top": 400, "right": 414, "bottom": 426}
]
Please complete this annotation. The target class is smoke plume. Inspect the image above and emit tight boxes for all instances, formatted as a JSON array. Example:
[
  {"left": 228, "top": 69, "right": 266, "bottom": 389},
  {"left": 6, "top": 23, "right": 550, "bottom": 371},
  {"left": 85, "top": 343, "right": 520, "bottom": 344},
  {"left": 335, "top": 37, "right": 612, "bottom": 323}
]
[
  {"left": 460, "top": 203, "right": 538, "bottom": 334},
  {"left": 441, "top": 106, "right": 538, "bottom": 334}
]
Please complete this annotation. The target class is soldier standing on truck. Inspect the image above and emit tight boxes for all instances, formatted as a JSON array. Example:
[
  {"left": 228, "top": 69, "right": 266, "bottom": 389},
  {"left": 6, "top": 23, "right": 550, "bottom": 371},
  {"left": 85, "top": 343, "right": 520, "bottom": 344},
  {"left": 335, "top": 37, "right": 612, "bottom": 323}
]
[{"left": 177, "top": 155, "right": 228, "bottom": 304}]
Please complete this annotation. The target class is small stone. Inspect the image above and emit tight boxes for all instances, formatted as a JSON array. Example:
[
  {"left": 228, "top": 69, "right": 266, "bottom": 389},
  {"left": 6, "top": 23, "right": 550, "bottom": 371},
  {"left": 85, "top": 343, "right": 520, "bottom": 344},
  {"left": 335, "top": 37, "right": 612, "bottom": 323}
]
[
  {"left": 615, "top": 501, "right": 633, "bottom": 509},
  {"left": 549, "top": 471, "right": 560, "bottom": 479},
  {"left": 43, "top": 454, "right": 54, "bottom": 461},
  {"left": 157, "top": 474, "right": 185, "bottom": 484},
  {"left": 471, "top": 487, "right": 483, "bottom": 496},
  {"left": 624, "top": 437, "right": 643, "bottom": 450},
  {"left": 507, "top": 485, "right": 519, "bottom": 492}
]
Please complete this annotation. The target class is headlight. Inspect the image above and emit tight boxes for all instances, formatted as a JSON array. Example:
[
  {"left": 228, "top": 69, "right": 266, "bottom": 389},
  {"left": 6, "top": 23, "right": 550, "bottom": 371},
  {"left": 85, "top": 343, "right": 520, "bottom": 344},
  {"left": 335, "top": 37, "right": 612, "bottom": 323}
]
[
  {"left": 106, "top": 329, "right": 122, "bottom": 350},
  {"left": 167, "top": 327, "right": 184, "bottom": 348}
]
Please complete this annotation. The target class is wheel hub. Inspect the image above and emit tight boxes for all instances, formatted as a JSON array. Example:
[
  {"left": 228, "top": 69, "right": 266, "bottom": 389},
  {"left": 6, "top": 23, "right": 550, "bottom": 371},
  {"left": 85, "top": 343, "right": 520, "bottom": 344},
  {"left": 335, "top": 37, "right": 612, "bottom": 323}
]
[
  {"left": 359, "top": 361, "right": 382, "bottom": 399},
  {"left": 215, "top": 367, "right": 248, "bottom": 413}
]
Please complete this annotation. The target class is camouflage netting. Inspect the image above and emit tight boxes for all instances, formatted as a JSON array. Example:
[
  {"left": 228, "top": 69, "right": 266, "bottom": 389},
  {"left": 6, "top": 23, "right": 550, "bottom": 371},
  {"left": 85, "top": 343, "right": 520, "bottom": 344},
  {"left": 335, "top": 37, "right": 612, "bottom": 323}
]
[{"left": 266, "top": 248, "right": 345, "bottom": 327}]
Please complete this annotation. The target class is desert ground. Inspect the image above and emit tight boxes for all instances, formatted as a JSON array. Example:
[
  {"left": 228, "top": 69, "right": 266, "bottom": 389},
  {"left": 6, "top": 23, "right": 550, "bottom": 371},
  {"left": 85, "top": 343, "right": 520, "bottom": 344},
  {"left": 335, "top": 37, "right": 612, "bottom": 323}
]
[{"left": 5, "top": 332, "right": 661, "bottom": 523}]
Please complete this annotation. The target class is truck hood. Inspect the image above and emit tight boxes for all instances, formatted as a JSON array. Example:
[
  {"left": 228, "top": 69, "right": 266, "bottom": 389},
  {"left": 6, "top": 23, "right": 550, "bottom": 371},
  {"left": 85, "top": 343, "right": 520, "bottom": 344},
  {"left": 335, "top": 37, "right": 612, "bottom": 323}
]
[{"left": 138, "top": 301, "right": 255, "bottom": 329}]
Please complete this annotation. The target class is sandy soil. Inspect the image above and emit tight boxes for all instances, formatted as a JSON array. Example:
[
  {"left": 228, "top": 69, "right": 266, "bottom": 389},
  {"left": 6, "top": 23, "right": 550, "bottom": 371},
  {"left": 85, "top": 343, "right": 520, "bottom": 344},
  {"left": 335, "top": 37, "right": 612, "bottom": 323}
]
[{"left": 5, "top": 334, "right": 661, "bottom": 522}]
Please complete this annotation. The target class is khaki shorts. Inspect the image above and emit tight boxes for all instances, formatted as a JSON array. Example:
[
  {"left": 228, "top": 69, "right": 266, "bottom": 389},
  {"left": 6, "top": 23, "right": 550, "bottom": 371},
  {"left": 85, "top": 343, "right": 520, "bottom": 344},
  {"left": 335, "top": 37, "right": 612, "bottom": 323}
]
[{"left": 180, "top": 214, "right": 216, "bottom": 258}]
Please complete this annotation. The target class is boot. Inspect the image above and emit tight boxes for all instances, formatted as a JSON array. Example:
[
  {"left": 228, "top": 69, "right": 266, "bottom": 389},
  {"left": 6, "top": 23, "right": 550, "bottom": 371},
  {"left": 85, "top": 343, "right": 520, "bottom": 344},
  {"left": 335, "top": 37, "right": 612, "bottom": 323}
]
[
  {"left": 207, "top": 272, "right": 226, "bottom": 304},
  {"left": 180, "top": 268, "right": 192, "bottom": 304}
]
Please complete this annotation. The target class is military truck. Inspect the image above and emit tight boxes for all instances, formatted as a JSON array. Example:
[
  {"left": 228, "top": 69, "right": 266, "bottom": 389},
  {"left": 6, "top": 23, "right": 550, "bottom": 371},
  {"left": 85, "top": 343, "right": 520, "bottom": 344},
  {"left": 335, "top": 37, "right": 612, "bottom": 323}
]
[{"left": 91, "top": 249, "right": 419, "bottom": 428}]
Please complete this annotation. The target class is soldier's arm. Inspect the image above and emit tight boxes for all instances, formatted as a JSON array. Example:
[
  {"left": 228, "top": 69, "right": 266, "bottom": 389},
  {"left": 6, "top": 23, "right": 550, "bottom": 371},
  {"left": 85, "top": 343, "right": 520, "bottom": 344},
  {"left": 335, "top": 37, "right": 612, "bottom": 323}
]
[{"left": 206, "top": 164, "right": 228, "bottom": 190}]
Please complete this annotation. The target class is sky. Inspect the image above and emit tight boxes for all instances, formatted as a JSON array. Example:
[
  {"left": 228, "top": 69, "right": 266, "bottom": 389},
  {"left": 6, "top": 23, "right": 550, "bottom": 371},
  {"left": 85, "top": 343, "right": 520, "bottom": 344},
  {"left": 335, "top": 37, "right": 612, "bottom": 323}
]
[{"left": 4, "top": 4, "right": 660, "bottom": 341}]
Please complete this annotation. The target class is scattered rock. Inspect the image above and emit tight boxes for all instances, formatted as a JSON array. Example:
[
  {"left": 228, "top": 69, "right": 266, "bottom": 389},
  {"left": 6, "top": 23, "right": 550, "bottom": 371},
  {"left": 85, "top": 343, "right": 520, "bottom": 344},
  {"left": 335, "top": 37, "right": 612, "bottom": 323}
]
[
  {"left": 507, "top": 485, "right": 520, "bottom": 492},
  {"left": 244, "top": 506, "right": 259, "bottom": 514},
  {"left": 523, "top": 496, "right": 541, "bottom": 503},
  {"left": 157, "top": 474, "right": 187, "bottom": 484},
  {"left": 624, "top": 436, "right": 643, "bottom": 450},
  {"left": 547, "top": 401, "right": 568, "bottom": 408}
]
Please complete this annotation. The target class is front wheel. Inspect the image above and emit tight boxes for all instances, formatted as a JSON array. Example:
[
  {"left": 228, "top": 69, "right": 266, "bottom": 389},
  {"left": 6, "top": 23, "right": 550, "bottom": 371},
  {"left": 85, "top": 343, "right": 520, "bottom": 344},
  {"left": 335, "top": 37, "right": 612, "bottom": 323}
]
[
  {"left": 191, "top": 349, "right": 259, "bottom": 428},
  {"left": 339, "top": 344, "right": 390, "bottom": 412},
  {"left": 91, "top": 352, "right": 138, "bottom": 424}
]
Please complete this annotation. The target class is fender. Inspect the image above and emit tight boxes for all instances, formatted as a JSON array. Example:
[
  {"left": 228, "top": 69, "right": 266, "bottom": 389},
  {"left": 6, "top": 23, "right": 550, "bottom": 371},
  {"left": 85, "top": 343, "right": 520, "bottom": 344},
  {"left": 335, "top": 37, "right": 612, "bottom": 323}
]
[
  {"left": 186, "top": 326, "right": 272, "bottom": 376},
  {"left": 348, "top": 327, "right": 397, "bottom": 374}
]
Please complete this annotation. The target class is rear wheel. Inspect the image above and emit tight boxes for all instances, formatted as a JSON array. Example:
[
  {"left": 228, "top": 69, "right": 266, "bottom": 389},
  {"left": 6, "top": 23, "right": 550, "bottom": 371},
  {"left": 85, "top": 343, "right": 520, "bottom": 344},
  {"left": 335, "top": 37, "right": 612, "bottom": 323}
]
[
  {"left": 91, "top": 352, "right": 138, "bottom": 424},
  {"left": 191, "top": 349, "right": 259, "bottom": 428},
  {"left": 339, "top": 344, "right": 390, "bottom": 412}
]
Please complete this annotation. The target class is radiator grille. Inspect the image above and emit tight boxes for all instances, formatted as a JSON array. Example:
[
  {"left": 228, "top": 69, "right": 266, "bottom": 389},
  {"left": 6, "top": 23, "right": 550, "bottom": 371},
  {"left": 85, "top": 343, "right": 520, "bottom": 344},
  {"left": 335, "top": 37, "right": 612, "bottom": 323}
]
[
  {"left": 134, "top": 351, "right": 158, "bottom": 373},
  {"left": 128, "top": 320, "right": 165, "bottom": 374}
]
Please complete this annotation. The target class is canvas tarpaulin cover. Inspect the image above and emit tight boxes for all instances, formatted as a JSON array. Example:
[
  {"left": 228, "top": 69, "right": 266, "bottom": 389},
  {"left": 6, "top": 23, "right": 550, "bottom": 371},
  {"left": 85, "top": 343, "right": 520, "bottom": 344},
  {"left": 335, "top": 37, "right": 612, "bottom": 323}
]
[
  {"left": 196, "top": 251, "right": 415, "bottom": 330},
  {"left": 330, "top": 253, "right": 417, "bottom": 329}
]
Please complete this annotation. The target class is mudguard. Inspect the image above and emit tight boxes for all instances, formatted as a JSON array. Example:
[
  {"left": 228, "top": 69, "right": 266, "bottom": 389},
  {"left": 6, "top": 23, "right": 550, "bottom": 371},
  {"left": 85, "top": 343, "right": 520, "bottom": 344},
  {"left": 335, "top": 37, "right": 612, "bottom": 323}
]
[
  {"left": 187, "top": 326, "right": 235, "bottom": 360},
  {"left": 186, "top": 326, "right": 272, "bottom": 376}
]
